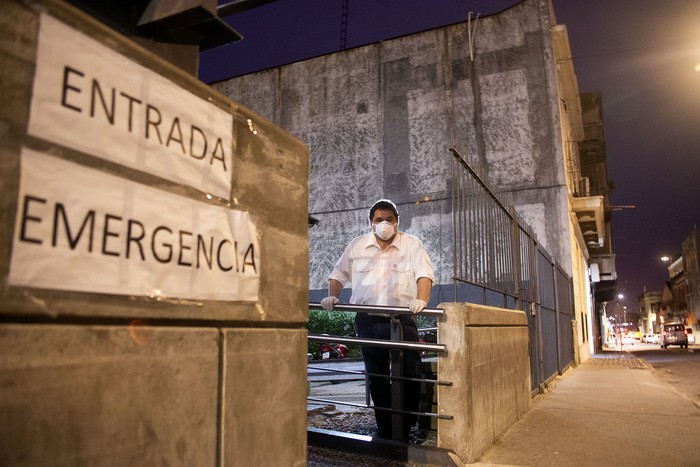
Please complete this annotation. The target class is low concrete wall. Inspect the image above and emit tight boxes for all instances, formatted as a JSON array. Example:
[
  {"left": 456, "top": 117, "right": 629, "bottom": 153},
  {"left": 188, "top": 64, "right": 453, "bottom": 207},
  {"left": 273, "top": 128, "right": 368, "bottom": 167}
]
[
  {"left": 437, "top": 302, "right": 531, "bottom": 464},
  {"left": 0, "top": 325, "right": 308, "bottom": 465}
]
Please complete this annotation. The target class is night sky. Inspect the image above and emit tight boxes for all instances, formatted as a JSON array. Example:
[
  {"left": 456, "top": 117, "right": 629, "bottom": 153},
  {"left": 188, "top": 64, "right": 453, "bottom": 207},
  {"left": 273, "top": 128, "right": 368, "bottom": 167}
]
[
  {"left": 202, "top": 0, "right": 700, "bottom": 303},
  {"left": 553, "top": 0, "right": 700, "bottom": 303}
]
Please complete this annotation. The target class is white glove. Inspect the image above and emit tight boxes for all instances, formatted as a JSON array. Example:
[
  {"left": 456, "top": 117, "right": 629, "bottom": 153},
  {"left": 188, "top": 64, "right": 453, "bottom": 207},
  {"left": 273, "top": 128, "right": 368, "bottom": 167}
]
[
  {"left": 321, "top": 296, "right": 339, "bottom": 311},
  {"left": 409, "top": 299, "right": 427, "bottom": 314}
]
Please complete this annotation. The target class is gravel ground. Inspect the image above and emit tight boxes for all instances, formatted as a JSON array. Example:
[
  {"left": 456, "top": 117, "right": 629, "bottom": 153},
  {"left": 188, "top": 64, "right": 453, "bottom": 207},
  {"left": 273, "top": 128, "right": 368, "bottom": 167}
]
[
  {"left": 307, "top": 445, "right": 408, "bottom": 467},
  {"left": 307, "top": 405, "right": 437, "bottom": 445},
  {"left": 307, "top": 405, "right": 438, "bottom": 465},
  {"left": 307, "top": 407, "right": 376, "bottom": 435}
]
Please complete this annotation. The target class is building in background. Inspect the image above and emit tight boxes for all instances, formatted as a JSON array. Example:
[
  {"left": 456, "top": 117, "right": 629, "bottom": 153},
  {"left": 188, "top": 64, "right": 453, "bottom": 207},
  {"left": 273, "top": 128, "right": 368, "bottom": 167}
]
[
  {"left": 658, "top": 227, "right": 700, "bottom": 332},
  {"left": 682, "top": 227, "right": 700, "bottom": 330},
  {"left": 662, "top": 256, "right": 687, "bottom": 325},
  {"left": 213, "top": 0, "right": 616, "bottom": 363},
  {"left": 576, "top": 91, "right": 617, "bottom": 351},
  {"left": 639, "top": 289, "right": 662, "bottom": 335}
]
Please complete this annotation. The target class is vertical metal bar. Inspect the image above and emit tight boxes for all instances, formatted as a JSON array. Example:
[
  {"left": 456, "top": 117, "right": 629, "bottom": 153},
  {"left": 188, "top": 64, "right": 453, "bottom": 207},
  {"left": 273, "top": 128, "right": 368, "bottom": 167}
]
[
  {"left": 459, "top": 174, "right": 470, "bottom": 280},
  {"left": 510, "top": 217, "right": 516, "bottom": 299},
  {"left": 469, "top": 172, "right": 474, "bottom": 282},
  {"left": 462, "top": 161, "right": 467, "bottom": 291},
  {"left": 510, "top": 207, "right": 522, "bottom": 311},
  {"left": 528, "top": 229, "right": 535, "bottom": 304},
  {"left": 502, "top": 211, "right": 510, "bottom": 304},
  {"left": 506, "top": 212, "right": 512, "bottom": 303},
  {"left": 499, "top": 210, "right": 507, "bottom": 307},
  {"left": 553, "top": 259, "right": 562, "bottom": 373},
  {"left": 463, "top": 171, "right": 469, "bottom": 282},
  {"left": 365, "top": 373, "right": 371, "bottom": 407},
  {"left": 502, "top": 216, "right": 506, "bottom": 298},
  {"left": 390, "top": 316, "right": 404, "bottom": 441},
  {"left": 490, "top": 197, "right": 495, "bottom": 300},
  {"left": 490, "top": 198, "right": 496, "bottom": 291},
  {"left": 478, "top": 187, "right": 483, "bottom": 289},
  {"left": 482, "top": 187, "right": 488, "bottom": 288},
  {"left": 452, "top": 157, "right": 458, "bottom": 301},
  {"left": 483, "top": 193, "right": 489, "bottom": 293},
  {"left": 492, "top": 205, "right": 497, "bottom": 289},
  {"left": 458, "top": 170, "right": 463, "bottom": 282},
  {"left": 468, "top": 175, "right": 475, "bottom": 285},
  {"left": 470, "top": 176, "right": 476, "bottom": 285},
  {"left": 492, "top": 205, "right": 498, "bottom": 303},
  {"left": 534, "top": 243, "right": 544, "bottom": 390},
  {"left": 459, "top": 165, "right": 465, "bottom": 283},
  {"left": 490, "top": 202, "right": 496, "bottom": 292},
  {"left": 472, "top": 177, "right": 477, "bottom": 286}
]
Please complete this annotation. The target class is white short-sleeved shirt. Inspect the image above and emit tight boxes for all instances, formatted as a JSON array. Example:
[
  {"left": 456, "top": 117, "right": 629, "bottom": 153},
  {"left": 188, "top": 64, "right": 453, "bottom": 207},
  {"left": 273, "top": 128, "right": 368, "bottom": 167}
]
[{"left": 329, "top": 231, "right": 435, "bottom": 307}]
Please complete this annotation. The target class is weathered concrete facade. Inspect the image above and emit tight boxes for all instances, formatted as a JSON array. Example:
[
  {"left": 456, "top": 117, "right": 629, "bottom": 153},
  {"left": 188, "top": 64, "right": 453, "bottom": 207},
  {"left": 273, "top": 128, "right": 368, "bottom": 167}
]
[
  {"left": 213, "top": 0, "right": 572, "bottom": 296},
  {"left": 0, "top": 1, "right": 309, "bottom": 465}
]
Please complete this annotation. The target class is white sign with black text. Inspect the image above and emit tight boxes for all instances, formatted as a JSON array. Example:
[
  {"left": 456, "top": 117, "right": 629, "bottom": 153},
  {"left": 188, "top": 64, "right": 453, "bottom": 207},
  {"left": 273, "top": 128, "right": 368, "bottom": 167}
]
[
  {"left": 28, "top": 14, "right": 233, "bottom": 199},
  {"left": 9, "top": 149, "right": 259, "bottom": 301}
]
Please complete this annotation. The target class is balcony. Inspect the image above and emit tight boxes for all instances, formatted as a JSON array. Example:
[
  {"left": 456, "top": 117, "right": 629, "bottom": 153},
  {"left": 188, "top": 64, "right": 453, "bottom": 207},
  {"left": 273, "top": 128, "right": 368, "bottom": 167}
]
[{"left": 572, "top": 195, "right": 605, "bottom": 249}]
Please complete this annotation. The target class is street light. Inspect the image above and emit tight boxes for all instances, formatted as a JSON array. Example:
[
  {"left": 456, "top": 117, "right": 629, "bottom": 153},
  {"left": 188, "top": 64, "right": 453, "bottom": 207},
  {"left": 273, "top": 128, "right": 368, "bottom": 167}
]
[
  {"left": 616, "top": 293, "right": 626, "bottom": 349},
  {"left": 617, "top": 293, "right": 624, "bottom": 326},
  {"left": 659, "top": 256, "right": 674, "bottom": 324}
]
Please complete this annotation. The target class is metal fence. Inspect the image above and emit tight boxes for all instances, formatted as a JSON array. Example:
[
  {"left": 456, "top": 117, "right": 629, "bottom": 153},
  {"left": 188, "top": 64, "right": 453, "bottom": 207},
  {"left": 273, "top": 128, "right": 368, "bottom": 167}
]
[
  {"left": 306, "top": 303, "right": 452, "bottom": 442},
  {"left": 450, "top": 148, "right": 574, "bottom": 391}
]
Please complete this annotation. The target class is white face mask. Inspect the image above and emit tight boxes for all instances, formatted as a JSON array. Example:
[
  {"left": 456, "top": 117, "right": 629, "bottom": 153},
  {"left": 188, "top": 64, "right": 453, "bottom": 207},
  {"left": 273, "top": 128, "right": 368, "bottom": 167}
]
[{"left": 373, "top": 221, "right": 395, "bottom": 241}]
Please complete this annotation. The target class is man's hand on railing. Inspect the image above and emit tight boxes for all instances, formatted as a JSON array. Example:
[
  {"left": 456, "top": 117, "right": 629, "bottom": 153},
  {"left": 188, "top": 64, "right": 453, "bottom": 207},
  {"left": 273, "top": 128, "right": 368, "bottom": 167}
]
[
  {"left": 320, "top": 296, "right": 339, "bottom": 311},
  {"left": 408, "top": 299, "right": 427, "bottom": 314}
]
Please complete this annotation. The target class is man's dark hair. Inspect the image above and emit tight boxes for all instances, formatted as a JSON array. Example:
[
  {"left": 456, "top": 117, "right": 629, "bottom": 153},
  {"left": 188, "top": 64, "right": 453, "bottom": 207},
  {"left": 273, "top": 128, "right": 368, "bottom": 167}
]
[{"left": 368, "top": 199, "right": 399, "bottom": 221}]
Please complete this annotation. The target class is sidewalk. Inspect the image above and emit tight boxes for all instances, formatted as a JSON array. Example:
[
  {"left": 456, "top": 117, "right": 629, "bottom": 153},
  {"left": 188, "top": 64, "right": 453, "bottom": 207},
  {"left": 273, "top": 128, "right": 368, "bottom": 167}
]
[{"left": 474, "top": 349, "right": 700, "bottom": 466}]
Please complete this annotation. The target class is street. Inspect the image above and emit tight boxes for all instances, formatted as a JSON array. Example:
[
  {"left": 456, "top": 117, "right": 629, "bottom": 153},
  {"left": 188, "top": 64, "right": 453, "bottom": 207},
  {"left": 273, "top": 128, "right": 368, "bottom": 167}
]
[
  {"left": 623, "top": 341, "right": 700, "bottom": 407},
  {"left": 307, "top": 359, "right": 369, "bottom": 412}
]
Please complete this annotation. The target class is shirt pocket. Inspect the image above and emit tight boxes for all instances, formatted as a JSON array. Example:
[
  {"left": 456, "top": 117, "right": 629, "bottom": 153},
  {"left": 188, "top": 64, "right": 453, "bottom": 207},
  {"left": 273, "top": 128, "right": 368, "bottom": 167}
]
[
  {"left": 388, "top": 258, "right": 413, "bottom": 291},
  {"left": 352, "top": 257, "right": 376, "bottom": 273}
]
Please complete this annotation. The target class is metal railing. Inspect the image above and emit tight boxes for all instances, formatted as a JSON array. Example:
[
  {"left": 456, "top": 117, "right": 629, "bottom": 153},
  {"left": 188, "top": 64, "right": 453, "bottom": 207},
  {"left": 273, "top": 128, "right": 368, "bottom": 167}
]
[
  {"left": 450, "top": 147, "right": 575, "bottom": 391},
  {"left": 451, "top": 147, "right": 518, "bottom": 305},
  {"left": 307, "top": 302, "right": 453, "bottom": 442}
]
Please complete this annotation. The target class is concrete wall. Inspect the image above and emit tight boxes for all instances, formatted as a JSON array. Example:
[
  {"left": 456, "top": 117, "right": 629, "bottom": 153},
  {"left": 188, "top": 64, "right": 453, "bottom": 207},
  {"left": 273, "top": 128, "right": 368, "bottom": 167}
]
[
  {"left": 437, "top": 302, "right": 531, "bottom": 464},
  {"left": 0, "top": 1, "right": 309, "bottom": 465},
  {"left": 212, "top": 0, "right": 572, "bottom": 296}
]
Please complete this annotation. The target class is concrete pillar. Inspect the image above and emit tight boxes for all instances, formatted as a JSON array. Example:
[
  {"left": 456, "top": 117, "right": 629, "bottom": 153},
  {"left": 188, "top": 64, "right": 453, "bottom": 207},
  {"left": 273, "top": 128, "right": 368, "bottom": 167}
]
[
  {"left": 437, "top": 302, "right": 530, "bottom": 464},
  {"left": 0, "top": 1, "right": 309, "bottom": 465}
]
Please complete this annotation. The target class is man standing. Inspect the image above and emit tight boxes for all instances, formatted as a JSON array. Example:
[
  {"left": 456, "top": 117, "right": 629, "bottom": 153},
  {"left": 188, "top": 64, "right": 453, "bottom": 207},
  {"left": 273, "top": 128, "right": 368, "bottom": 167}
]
[{"left": 321, "top": 199, "right": 434, "bottom": 440}]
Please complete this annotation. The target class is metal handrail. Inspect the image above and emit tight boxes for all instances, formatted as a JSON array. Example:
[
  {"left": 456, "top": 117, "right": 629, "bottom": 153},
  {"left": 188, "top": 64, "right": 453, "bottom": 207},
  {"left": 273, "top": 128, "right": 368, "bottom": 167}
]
[
  {"left": 308, "top": 302, "right": 444, "bottom": 317},
  {"left": 307, "top": 334, "right": 446, "bottom": 354},
  {"left": 307, "top": 365, "right": 452, "bottom": 386},
  {"left": 307, "top": 301, "right": 453, "bottom": 439}
]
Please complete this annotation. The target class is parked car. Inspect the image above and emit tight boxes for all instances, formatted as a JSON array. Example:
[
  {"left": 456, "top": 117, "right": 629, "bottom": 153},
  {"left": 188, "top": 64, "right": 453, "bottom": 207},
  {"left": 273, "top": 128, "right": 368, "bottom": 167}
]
[
  {"left": 660, "top": 323, "right": 688, "bottom": 349},
  {"left": 686, "top": 327, "right": 695, "bottom": 345},
  {"left": 648, "top": 333, "right": 660, "bottom": 344},
  {"left": 621, "top": 335, "right": 635, "bottom": 346}
]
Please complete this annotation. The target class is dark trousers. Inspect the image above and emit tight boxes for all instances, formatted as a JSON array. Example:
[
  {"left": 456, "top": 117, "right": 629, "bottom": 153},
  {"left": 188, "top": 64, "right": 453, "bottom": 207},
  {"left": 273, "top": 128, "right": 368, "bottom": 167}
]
[{"left": 355, "top": 313, "right": 421, "bottom": 439}]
